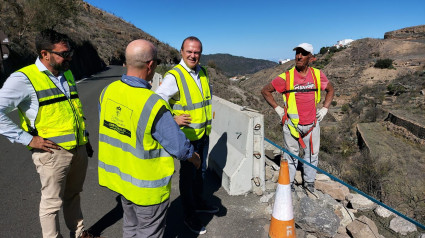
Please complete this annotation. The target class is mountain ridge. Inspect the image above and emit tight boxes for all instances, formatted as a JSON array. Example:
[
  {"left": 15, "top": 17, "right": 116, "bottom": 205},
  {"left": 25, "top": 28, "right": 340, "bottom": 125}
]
[
  {"left": 200, "top": 53, "right": 277, "bottom": 77},
  {"left": 0, "top": 0, "right": 180, "bottom": 83}
]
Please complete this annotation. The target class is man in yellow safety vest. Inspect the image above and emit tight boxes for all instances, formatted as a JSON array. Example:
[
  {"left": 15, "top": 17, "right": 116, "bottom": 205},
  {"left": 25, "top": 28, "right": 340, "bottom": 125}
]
[
  {"left": 262, "top": 43, "right": 334, "bottom": 193},
  {"left": 156, "top": 36, "right": 218, "bottom": 235},
  {"left": 98, "top": 39, "right": 200, "bottom": 238},
  {"left": 0, "top": 29, "right": 96, "bottom": 238}
]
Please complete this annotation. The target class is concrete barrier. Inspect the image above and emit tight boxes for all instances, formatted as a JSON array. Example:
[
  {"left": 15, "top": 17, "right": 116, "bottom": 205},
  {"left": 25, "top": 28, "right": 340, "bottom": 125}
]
[
  {"left": 208, "top": 96, "right": 265, "bottom": 195},
  {"left": 150, "top": 73, "right": 163, "bottom": 91}
]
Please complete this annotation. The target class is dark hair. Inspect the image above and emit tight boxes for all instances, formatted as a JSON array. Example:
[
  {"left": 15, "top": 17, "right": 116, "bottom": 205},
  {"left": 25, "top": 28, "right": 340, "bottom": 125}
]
[
  {"left": 181, "top": 36, "right": 202, "bottom": 52},
  {"left": 35, "top": 29, "right": 70, "bottom": 57}
]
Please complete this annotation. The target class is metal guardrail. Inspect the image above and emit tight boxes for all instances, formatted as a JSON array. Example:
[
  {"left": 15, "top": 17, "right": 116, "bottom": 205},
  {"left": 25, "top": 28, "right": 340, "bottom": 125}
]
[{"left": 264, "top": 137, "right": 425, "bottom": 231}]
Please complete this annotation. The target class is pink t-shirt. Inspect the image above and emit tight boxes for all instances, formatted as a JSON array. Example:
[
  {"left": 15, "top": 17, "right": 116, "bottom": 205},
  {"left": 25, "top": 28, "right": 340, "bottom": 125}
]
[{"left": 271, "top": 68, "right": 329, "bottom": 125}]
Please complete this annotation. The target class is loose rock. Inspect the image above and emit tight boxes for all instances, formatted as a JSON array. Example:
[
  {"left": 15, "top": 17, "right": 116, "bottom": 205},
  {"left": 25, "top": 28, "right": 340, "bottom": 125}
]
[
  {"left": 349, "top": 194, "right": 377, "bottom": 211},
  {"left": 346, "top": 215, "right": 381, "bottom": 238},
  {"left": 389, "top": 216, "right": 417, "bottom": 235}
]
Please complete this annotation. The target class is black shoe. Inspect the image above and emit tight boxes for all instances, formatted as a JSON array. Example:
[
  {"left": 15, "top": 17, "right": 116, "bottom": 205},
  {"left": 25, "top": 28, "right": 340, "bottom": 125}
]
[
  {"left": 195, "top": 203, "right": 219, "bottom": 214},
  {"left": 79, "top": 230, "right": 104, "bottom": 238},
  {"left": 184, "top": 217, "right": 207, "bottom": 235},
  {"left": 291, "top": 183, "right": 295, "bottom": 192}
]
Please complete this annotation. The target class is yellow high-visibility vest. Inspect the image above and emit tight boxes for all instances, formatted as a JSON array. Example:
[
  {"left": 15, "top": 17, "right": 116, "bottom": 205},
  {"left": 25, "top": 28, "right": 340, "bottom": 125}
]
[
  {"left": 279, "top": 67, "right": 321, "bottom": 139},
  {"left": 98, "top": 80, "right": 174, "bottom": 206},
  {"left": 166, "top": 64, "right": 212, "bottom": 141},
  {"left": 17, "top": 64, "right": 87, "bottom": 150}
]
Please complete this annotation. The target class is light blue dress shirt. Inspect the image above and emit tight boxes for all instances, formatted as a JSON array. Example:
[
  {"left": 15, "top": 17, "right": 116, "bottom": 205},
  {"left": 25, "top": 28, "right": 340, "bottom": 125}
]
[{"left": 0, "top": 58, "right": 70, "bottom": 145}]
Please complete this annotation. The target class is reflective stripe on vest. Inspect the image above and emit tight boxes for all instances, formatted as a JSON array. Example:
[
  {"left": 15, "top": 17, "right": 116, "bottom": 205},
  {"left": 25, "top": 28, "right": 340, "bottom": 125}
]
[
  {"left": 99, "top": 160, "right": 172, "bottom": 188},
  {"left": 279, "top": 67, "right": 321, "bottom": 139},
  {"left": 167, "top": 64, "right": 212, "bottom": 141},
  {"left": 17, "top": 64, "right": 87, "bottom": 150},
  {"left": 98, "top": 80, "right": 174, "bottom": 206}
]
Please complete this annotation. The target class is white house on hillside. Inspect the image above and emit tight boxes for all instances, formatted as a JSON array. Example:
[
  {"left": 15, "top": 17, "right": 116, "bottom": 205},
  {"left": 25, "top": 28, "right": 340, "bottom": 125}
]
[
  {"left": 279, "top": 59, "right": 290, "bottom": 64},
  {"left": 335, "top": 39, "right": 354, "bottom": 48}
]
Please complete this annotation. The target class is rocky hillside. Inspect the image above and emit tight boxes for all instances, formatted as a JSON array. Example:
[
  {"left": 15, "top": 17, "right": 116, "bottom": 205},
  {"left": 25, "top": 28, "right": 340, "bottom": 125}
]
[
  {"left": 72, "top": 2, "right": 180, "bottom": 65},
  {"left": 385, "top": 25, "right": 425, "bottom": 40},
  {"left": 0, "top": 0, "right": 180, "bottom": 84},
  {"left": 234, "top": 25, "right": 425, "bottom": 147},
  {"left": 220, "top": 25, "right": 425, "bottom": 228}
]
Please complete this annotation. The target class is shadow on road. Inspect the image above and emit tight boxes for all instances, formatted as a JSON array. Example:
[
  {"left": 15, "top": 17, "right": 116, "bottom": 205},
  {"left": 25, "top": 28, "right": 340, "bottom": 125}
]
[
  {"left": 82, "top": 75, "right": 123, "bottom": 82},
  {"left": 77, "top": 65, "right": 126, "bottom": 83},
  {"left": 89, "top": 195, "right": 123, "bottom": 236}
]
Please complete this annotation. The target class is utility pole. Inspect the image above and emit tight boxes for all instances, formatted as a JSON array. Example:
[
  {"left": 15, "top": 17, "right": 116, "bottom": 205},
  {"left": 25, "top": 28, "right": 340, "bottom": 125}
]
[{"left": 0, "top": 30, "right": 10, "bottom": 76}]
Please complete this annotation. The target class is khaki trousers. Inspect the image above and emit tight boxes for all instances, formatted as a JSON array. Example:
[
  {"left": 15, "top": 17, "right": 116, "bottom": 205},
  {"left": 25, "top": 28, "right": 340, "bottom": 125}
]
[{"left": 32, "top": 145, "right": 88, "bottom": 238}]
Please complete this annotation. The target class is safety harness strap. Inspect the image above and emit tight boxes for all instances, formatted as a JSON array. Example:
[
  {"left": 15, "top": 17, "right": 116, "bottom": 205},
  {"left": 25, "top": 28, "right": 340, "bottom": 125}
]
[
  {"left": 281, "top": 71, "right": 291, "bottom": 124},
  {"left": 297, "top": 119, "right": 317, "bottom": 152},
  {"left": 280, "top": 67, "right": 320, "bottom": 154},
  {"left": 282, "top": 88, "right": 318, "bottom": 94}
]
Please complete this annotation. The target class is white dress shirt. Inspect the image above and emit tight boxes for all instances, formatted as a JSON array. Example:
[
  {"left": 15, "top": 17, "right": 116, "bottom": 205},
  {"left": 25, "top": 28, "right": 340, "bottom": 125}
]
[
  {"left": 0, "top": 58, "right": 70, "bottom": 145},
  {"left": 155, "top": 60, "right": 207, "bottom": 102}
]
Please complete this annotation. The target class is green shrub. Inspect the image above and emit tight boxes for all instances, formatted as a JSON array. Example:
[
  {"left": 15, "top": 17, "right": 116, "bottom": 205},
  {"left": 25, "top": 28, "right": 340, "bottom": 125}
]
[
  {"left": 331, "top": 101, "right": 337, "bottom": 107},
  {"left": 320, "top": 128, "right": 337, "bottom": 154},
  {"left": 347, "top": 151, "right": 392, "bottom": 199},
  {"left": 387, "top": 83, "right": 406, "bottom": 95},
  {"left": 312, "top": 55, "right": 331, "bottom": 69},
  {"left": 341, "top": 104, "right": 350, "bottom": 113},
  {"left": 374, "top": 58, "right": 393, "bottom": 69},
  {"left": 320, "top": 47, "right": 329, "bottom": 55},
  {"left": 329, "top": 46, "right": 339, "bottom": 53}
]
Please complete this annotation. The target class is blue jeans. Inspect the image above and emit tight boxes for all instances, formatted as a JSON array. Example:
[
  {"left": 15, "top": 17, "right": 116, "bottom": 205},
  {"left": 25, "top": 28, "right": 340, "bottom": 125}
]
[{"left": 179, "top": 135, "right": 209, "bottom": 218}]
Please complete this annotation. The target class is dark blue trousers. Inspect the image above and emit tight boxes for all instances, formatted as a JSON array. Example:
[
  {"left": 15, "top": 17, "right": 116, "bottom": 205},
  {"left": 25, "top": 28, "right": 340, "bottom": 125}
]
[{"left": 179, "top": 135, "right": 209, "bottom": 218}]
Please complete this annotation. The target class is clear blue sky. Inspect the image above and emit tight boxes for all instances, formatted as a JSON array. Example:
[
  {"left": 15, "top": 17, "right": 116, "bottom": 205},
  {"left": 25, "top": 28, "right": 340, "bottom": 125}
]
[{"left": 84, "top": 0, "right": 425, "bottom": 62}]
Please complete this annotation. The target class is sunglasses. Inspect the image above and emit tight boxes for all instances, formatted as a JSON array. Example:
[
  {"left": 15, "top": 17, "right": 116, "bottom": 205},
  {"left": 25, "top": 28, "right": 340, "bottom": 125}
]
[
  {"left": 47, "top": 50, "right": 74, "bottom": 58},
  {"left": 295, "top": 49, "right": 310, "bottom": 56}
]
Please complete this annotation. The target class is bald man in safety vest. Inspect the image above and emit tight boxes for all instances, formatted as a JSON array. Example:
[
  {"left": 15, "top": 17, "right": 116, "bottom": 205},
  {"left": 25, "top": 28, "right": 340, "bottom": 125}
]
[
  {"left": 98, "top": 39, "right": 200, "bottom": 238},
  {"left": 262, "top": 43, "right": 334, "bottom": 193}
]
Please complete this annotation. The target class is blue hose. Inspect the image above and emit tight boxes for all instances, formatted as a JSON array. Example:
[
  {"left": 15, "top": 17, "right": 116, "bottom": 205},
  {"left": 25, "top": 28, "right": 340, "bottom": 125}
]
[{"left": 264, "top": 137, "right": 425, "bottom": 230}]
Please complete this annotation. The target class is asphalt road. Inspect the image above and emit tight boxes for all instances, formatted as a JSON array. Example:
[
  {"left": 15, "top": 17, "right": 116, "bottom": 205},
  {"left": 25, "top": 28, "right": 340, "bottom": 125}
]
[{"left": 0, "top": 66, "right": 270, "bottom": 238}]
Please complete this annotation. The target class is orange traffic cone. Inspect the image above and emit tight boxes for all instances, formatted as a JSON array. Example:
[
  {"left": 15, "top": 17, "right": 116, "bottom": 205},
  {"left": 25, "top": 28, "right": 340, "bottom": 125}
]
[{"left": 269, "top": 159, "right": 296, "bottom": 238}]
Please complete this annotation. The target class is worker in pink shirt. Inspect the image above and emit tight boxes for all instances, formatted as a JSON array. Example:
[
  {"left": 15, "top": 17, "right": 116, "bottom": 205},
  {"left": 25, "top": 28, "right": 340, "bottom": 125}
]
[{"left": 262, "top": 43, "right": 334, "bottom": 192}]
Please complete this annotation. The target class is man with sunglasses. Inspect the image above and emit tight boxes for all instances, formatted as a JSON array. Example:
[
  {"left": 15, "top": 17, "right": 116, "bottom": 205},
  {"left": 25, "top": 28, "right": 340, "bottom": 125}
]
[
  {"left": 0, "top": 29, "right": 97, "bottom": 238},
  {"left": 261, "top": 43, "right": 334, "bottom": 193}
]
